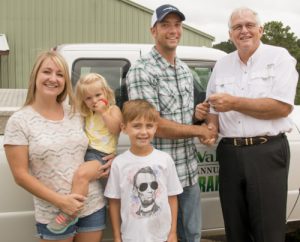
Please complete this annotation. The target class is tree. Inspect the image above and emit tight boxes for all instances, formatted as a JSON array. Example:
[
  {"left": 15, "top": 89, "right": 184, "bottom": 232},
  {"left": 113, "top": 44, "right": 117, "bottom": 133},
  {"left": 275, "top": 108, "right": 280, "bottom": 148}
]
[
  {"left": 262, "top": 21, "right": 300, "bottom": 104},
  {"left": 213, "top": 40, "right": 236, "bottom": 53},
  {"left": 212, "top": 21, "right": 300, "bottom": 104}
]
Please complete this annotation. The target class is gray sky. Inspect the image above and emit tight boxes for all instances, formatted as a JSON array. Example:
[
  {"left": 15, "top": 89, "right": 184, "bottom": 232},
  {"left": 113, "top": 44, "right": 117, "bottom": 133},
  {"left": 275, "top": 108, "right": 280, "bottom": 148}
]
[{"left": 132, "top": 0, "right": 300, "bottom": 44}]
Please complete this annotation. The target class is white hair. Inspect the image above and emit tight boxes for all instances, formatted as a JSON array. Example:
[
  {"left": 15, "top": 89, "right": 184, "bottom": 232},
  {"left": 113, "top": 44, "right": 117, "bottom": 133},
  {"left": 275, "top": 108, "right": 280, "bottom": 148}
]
[{"left": 228, "top": 7, "right": 262, "bottom": 30}]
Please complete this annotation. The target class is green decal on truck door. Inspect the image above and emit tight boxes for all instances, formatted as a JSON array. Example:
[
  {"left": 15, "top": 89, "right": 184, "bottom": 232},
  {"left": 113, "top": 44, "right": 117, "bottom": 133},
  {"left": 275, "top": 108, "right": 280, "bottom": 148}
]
[{"left": 197, "top": 149, "right": 220, "bottom": 192}]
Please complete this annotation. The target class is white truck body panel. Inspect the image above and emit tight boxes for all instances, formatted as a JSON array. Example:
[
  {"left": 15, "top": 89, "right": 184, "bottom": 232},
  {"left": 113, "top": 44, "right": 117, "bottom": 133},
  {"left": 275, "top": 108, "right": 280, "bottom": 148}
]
[{"left": 0, "top": 43, "right": 299, "bottom": 241}]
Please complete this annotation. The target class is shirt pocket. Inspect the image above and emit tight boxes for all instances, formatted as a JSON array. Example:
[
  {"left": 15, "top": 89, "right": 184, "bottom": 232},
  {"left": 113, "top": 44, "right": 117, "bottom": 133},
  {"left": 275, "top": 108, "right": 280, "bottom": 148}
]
[
  {"left": 182, "top": 84, "right": 193, "bottom": 109},
  {"left": 248, "top": 66, "right": 274, "bottom": 97},
  {"left": 215, "top": 77, "right": 236, "bottom": 95},
  {"left": 158, "top": 79, "right": 193, "bottom": 115}
]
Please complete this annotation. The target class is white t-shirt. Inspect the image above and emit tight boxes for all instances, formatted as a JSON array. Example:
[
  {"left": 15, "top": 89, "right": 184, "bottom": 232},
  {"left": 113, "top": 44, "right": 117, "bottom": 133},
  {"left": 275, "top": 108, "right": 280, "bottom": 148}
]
[
  {"left": 104, "top": 149, "right": 183, "bottom": 242},
  {"left": 4, "top": 105, "right": 105, "bottom": 223},
  {"left": 207, "top": 43, "right": 298, "bottom": 137}
]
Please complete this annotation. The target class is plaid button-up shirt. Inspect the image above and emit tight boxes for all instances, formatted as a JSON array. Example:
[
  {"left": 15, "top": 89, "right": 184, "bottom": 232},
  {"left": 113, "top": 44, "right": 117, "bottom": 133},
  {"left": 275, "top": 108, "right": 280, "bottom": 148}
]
[{"left": 126, "top": 47, "right": 199, "bottom": 187}]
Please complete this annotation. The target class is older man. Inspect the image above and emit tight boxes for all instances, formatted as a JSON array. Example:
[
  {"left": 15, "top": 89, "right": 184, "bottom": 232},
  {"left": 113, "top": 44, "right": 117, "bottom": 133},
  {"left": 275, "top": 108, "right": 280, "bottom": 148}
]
[{"left": 196, "top": 7, "right": 298, "bottom": 242}]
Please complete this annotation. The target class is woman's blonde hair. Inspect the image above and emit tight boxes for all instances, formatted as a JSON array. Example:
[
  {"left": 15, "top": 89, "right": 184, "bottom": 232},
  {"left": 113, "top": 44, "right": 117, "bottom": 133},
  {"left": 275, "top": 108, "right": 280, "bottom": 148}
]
[
  {"left": 75, "top": 73, "right": 115, "bottom": 117},
  {"left": 24, "top": 51, "right": 75, "bottom": 109}
]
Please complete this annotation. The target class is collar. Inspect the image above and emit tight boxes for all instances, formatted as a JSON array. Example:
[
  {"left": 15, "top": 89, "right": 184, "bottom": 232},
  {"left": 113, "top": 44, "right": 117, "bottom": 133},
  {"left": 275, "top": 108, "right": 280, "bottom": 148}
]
[
  {"left": 234, "top": 42, "right": 264, "bottom": 66},
  {"left": 150, "top": 46, "right": 181, "bottom": 70}
]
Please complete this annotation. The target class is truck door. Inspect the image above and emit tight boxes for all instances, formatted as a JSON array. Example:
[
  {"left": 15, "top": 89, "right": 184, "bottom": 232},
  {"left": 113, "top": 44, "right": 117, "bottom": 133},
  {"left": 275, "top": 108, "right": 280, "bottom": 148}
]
[{"left": 184, "top": 59, "right": 224, "bottom": 232}]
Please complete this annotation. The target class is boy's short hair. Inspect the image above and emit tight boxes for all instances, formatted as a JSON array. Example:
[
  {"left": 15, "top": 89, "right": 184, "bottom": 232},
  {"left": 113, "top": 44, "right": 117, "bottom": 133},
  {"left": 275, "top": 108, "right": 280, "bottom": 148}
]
[{"left": 122, "top": 99, "right": 159, "bottom": 124}]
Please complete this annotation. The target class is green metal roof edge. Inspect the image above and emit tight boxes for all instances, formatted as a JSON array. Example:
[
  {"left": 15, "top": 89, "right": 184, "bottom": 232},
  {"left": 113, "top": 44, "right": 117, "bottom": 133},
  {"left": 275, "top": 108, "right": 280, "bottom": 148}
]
[{"left": 120, "top": 0, "right": 215, "bottom": 41}]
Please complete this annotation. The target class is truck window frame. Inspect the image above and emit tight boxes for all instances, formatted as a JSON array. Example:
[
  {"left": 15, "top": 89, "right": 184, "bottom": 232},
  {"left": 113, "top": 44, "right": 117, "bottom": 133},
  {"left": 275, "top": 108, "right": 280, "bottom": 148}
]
[{"left": 71, "top": 58, "right": 130, "bottom": 108}]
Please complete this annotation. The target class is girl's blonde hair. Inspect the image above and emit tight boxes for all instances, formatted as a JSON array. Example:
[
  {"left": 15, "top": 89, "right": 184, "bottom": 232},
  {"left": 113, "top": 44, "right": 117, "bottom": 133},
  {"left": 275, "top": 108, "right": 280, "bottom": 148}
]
[
  {"left": 24, "top": 51, "right": 75, "bottom": 109},
  {"left": 75, "top": 73, "right": 115, "bottom": 117}
]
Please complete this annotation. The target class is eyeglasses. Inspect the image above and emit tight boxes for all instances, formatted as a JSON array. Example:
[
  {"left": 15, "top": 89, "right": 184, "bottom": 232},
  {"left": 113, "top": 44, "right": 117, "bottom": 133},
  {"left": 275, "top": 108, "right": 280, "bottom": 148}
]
[
  {"left": 138, "top": 181, "right": 158, "bottom": 192},
  {"left": 231, "top": 22, "right": 258, "bottom": 32}
]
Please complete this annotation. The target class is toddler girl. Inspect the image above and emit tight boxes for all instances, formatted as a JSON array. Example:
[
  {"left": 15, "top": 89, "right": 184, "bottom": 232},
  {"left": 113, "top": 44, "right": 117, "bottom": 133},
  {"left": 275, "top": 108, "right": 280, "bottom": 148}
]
[{"left": 47, "top": 73, "right": 122, "bottom": 235}]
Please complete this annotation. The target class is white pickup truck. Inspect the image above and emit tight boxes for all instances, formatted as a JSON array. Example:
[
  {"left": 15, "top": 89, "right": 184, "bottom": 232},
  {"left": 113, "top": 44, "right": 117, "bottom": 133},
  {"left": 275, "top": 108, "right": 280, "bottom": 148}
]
[{"left": 1, "top": 43, "right": 300, "bottom": 242}]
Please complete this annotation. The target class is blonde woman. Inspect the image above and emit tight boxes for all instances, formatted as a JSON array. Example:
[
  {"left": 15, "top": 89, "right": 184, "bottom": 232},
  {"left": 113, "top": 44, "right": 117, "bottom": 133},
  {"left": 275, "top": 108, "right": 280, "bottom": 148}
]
[{"left": 4, "top": 51, "right": 108, "bottom": 242}]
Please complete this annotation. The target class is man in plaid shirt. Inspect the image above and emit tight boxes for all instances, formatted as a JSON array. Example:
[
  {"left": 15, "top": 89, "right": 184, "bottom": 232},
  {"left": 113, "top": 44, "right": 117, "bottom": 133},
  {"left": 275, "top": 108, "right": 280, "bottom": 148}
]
[{"left": 126, "top": 4, "right": 216, "bottom": 242}]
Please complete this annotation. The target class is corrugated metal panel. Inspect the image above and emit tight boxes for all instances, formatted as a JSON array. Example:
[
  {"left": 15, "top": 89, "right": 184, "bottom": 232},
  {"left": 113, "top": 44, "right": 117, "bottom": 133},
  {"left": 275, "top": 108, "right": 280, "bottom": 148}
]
[
  {"left": 0, "top": 89, "right": 27, "bottom": 134},
  {"left": 0, "top": 89, "right": 27, "bottom": 107},
  {"left": 0, "top": 0, "right": 214, "bottom": 89},
  {"left": 182, "top": 31, "right": 213, "bottom": 47}
]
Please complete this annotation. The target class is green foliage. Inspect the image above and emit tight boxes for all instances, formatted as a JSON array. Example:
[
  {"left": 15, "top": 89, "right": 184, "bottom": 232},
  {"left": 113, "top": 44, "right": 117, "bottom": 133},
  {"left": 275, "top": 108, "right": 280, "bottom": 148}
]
[
  {"left": 213, "top": 21, "right": 300, "bottom": 104},
  {"left": 262, "top": 21, "right": 300, "bottom": 105},
  {"left": 213, "top": 40, "right": 236, "bottom": 53}
]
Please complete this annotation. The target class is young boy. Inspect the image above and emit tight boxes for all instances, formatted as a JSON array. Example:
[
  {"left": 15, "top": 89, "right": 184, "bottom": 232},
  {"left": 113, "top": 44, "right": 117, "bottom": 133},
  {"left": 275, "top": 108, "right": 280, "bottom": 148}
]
[{"left": 104, "top": 99, "right": 183, "bottom": 242}]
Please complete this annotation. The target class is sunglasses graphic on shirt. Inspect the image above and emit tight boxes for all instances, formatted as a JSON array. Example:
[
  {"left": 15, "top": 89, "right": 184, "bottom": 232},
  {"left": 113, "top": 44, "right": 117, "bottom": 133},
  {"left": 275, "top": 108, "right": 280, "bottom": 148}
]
[{"left": 138, "top": 181, "right": 158, "bottom": 192}]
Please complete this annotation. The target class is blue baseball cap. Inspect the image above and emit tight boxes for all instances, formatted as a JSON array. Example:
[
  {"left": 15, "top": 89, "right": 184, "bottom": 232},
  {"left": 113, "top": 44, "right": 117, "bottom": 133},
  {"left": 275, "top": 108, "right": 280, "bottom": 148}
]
[{"left": 151, "top": 4, "right": 185, "bottom": 28}]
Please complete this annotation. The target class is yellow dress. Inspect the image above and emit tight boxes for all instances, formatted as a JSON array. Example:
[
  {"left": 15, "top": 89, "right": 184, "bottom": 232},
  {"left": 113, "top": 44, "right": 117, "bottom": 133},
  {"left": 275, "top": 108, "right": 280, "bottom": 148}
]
[{"left": 85, "top": 108, "right": 118, "bottom": 154}]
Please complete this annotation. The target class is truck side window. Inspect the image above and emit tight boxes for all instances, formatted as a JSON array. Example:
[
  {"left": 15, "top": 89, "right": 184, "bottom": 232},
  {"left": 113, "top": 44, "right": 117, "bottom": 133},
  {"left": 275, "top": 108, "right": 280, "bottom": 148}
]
[
  {"left": 183, "top": 61, "right": 215, "bottom": 125},
  {"left": 184, "top": 61, "right": 215, "bottom": 108},
  {"left": 71, "top": 59, "right": 130, "bottom": 108},
  {"left": 191, "top": 66, "right": 212, "bottom": 106}
]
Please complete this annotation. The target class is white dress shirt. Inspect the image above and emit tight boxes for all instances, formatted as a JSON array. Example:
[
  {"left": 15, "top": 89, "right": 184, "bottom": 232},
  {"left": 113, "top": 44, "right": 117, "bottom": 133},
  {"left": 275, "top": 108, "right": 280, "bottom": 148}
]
[{"left": 207, "top": 43, "right": 298, "bottom": 137}]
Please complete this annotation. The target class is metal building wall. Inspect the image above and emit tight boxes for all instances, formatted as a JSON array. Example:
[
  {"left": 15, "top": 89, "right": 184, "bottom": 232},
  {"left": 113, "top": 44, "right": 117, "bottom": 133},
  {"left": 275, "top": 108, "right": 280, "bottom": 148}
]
[{"left": 0, "top": 0, "right": 214, "bottom": 88}]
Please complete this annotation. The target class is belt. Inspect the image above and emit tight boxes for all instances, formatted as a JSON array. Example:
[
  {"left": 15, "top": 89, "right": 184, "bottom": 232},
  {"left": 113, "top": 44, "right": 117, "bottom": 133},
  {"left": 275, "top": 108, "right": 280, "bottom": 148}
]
[{"left": 221, "top": 133, "right": 284, "bottom": 147}]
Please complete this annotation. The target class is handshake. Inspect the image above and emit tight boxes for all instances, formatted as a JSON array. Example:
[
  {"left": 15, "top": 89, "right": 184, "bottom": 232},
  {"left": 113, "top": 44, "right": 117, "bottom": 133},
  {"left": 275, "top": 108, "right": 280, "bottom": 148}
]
[
  {"left": 197, "top": 122, "right": 218, "bottom": 146},
  {"left": 194, "top": 95, "right": 223, "bottom": 146}
]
